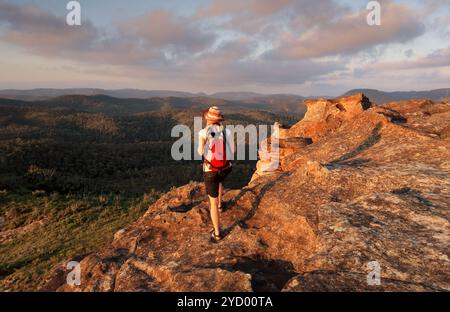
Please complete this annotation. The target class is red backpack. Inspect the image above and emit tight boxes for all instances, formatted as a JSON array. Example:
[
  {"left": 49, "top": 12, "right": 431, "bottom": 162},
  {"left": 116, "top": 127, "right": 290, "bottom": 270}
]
[{"left": 204, "top": 126, "right": 230, "bottom": 173}]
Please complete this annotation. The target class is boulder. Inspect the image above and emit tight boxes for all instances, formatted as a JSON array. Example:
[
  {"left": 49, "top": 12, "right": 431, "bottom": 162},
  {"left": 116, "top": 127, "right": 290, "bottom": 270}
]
[{"left": 288, "top": 93, "right": 372, "bottom": 141}]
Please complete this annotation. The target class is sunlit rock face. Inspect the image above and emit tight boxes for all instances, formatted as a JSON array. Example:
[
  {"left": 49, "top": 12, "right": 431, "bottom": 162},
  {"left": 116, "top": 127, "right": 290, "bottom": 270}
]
[
  {"left": 43, "top": 95, "right": 450, "bottom": 292},
  {"left": 288, "top": 93, "right": 372, "bottom": 142}
]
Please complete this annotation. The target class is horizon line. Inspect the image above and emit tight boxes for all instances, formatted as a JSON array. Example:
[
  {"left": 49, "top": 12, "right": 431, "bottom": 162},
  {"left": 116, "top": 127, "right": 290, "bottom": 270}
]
[{"left": 0, "top": 87, "right": 449, "bottom": 99}]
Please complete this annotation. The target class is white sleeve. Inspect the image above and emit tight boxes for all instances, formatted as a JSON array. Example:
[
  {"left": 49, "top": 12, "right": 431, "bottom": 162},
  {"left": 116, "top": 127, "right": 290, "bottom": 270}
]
[
  {"left": 199, "top": 129, "right": 206, "bottom": 140},
  {"left": 197, "top": 129, "right": 206, "bottom": 157}
]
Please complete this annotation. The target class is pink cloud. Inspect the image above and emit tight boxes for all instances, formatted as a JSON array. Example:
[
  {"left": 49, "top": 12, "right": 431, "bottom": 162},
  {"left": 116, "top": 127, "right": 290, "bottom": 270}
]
[
  {"left": 276, "top": 2, "right": 425, "bottom": 59},
  {"left": 119, "top": 9, "right": 215, "bottom": 54},
  {"left": 0, "top": 0, "right": 446, "bottom": 92},
  {"left": 0, "top": 3, "right": 214, "bottom": 66},
  {"left": 0, "top": 1, "right": 98, "bottom": 52},
  {"left": 196, "top": 0, "right": 293, "bottom": 19}
]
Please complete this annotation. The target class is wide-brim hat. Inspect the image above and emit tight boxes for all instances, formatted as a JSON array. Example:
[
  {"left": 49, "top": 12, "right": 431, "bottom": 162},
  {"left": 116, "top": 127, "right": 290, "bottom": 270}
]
[{"left": 203, "top": 106, "right": 224, "bottom": 122}]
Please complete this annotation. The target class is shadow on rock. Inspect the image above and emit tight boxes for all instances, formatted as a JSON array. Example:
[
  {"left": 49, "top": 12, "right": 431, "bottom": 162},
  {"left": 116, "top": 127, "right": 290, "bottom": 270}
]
[
  {"left": 391, "top": 187, "right": 435, "bottom": 208},
  {"left": 222, "top": 173, "right": 290, "bottom": 238},
  {"left": 168, "top": 202, "right": 196, "bottom": 213},
  {"left": 201, "top": 256, "right": 297, "bottom": 292},
  {"left": 328, "top": 122, "right": 382, "bottom": 167}
]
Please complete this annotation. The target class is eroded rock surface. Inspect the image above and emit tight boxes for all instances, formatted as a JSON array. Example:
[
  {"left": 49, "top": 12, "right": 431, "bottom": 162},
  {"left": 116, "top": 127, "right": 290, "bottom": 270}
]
[
  {"left": 43, "top": 94, "right": 450, "bottom": 292},
  {"left": 288, "top": 93, "right": 372, "bottom": 141}
]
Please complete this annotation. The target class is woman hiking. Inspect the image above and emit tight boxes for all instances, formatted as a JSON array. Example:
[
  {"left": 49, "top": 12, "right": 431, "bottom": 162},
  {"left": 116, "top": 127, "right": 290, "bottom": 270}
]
[{"left": 197, "top": 106, "right": 234, "bottom": 243}]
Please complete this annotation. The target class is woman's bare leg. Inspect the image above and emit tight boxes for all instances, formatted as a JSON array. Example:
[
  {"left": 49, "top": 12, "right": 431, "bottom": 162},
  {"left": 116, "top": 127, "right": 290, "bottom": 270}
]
[
  {"left": 218, "top": 183, "right": 223, "bottom": 208},
  {"left": 209, "top": 196, "right": 220, "bottom": 236}
]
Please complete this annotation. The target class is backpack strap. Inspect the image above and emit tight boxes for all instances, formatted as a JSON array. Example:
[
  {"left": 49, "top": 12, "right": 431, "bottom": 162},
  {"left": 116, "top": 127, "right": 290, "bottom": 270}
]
[
  {"left": 219, "top": 128, "right": 230, "bottom": 172},
  {"left": 222, "top": 128, "right": 227, "bottom": 160},
  {"left": 204, "top": 124, "right": 216, "bottom": 146},
  {"left": 204, "top": 157, "right": 230, "bottom": 171}
]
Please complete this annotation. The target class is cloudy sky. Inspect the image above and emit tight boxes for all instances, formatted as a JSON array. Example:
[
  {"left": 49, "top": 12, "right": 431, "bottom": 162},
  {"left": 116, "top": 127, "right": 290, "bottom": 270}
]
[{"left": 0, "top": 0, "right": 449, "bottom": 96}]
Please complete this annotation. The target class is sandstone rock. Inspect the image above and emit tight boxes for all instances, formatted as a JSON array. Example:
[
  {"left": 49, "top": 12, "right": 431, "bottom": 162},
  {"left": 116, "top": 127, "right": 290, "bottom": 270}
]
[
  {"left": 288, "top": 93, "right": 372, "bottom": 141},
  {"left": 283, "top": 271, "right": 443, "bottom": 292},
  {"left": 44, "top": 95, "right": 450, "bottom": 292},
  {"left": 251, "top": 123, "right": 313, "bottom": 183},
  {"left": 114, "top": 229, "right": 126, "bottom": 241}
]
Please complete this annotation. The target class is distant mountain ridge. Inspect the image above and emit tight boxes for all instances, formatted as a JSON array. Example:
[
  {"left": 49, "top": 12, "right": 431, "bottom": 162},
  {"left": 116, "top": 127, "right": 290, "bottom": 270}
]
[
  {"left": 0, "top": 88, "right": 305, "bottom": 102},
  {"left": 0, "top": 89, "right": 204, "bottom": 101},
  {"left": 340, "top": 88, "right": 450, "bottom": 104},
  {"left": 0, "top": 88, "right": 449, "bottom": 104},
  {"left": 0, "top": 94, "right": 307, "bottom": 115}
]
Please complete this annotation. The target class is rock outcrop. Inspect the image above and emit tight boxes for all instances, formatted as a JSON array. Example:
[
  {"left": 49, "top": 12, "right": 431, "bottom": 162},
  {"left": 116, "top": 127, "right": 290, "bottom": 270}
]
[
  {"left": 43, "top": 94, "right": 450, "bottom": 292},
  {"left": 251, "top": 123, "right": 313, "bottom": 181},
  {"left": 288, "top": 93, "right": 372, "bottom": 141},
  {"left": 251, "top": 94, "right": 372, "bottom": 181}
]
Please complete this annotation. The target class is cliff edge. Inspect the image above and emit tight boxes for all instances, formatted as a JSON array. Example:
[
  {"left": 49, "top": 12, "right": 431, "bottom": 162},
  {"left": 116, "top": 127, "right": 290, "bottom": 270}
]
[{"left": 43, "top": 94, "right": 450, "bottom": 292}]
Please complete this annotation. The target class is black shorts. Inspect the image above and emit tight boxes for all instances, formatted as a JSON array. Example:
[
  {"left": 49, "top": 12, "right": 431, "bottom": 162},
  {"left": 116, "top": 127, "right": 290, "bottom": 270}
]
[{"left": 203, "top": 167, "right": 232, "bottom": 198}]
